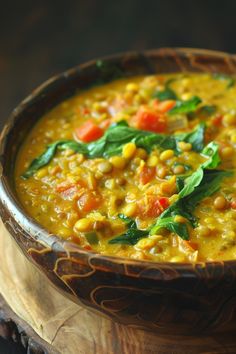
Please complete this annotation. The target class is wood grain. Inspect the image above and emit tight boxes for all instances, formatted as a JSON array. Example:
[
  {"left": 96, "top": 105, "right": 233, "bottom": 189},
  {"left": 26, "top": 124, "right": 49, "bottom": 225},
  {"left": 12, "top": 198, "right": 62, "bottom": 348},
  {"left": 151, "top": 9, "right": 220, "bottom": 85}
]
[{"left": 1, "top": 220, "right": 236, "bottom": 354}]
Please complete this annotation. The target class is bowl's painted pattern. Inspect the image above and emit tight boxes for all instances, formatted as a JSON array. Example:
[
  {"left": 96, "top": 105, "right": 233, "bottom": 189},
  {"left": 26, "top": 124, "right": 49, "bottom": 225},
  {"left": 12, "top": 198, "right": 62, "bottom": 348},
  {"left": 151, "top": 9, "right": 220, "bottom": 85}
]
[{"left": 1, "top": 48, "right": 236, "bottom": 334}]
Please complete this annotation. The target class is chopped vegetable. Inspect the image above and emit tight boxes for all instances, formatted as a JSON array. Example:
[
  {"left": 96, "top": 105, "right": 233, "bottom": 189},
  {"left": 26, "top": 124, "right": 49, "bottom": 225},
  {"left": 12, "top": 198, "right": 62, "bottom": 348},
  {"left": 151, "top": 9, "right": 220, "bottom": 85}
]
[
  {"left": 153, "top": 87, "right": 178, "bottom": 101},
  {"left": 169, "top": 96, "right": 202, "bottom": 115},
  {"left": 134, "top": 107, "right": 167, "bottom": 133},
  {"left": 139, "top": 166, "right": 156, "bottom": 185},
  {"left": 108, "top": 214, "right": 149, "bottom": 245},
  {"left": 75, "top": 120, "right": 104, "bottom": 142}
]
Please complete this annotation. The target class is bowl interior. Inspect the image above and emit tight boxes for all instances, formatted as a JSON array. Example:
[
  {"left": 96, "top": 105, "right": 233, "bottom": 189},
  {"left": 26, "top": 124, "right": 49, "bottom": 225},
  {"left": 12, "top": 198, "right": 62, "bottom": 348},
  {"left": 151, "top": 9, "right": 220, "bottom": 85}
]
[{"left": 1, "top": 47, "right": 236, "bottom": 270}]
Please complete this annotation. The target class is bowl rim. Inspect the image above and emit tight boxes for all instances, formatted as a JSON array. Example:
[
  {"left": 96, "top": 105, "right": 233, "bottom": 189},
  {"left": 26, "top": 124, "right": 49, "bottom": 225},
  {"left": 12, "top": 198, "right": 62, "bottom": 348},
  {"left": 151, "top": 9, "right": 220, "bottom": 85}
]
[{"left": 1, "top": 47, "right": 236, "bottom": 279}]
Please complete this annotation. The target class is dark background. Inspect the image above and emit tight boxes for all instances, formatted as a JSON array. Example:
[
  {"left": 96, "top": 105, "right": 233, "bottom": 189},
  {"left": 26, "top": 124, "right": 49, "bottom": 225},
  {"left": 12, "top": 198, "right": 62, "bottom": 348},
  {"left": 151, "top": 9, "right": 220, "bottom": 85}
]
[
  {"left": 1, "top": 0, "right": 236, "bottom": 129},
  {"left": 0, "top": 1, "right": 236, "bottom": 352}
]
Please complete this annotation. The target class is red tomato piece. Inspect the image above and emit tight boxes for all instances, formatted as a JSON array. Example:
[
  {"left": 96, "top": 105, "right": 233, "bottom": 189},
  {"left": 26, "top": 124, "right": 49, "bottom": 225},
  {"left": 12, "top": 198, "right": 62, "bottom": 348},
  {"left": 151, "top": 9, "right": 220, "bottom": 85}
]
[
  {"left": 158, "top": 197, "right": 170, "bottom": 209},
  {"left": 139, "top": 166, "right": 156, "bottom": 185},
  {"left": 138, "top": 195, "right": 167, "bottom": 218},
  {"left": 75, "top": 119, "right": 103, "bottom": 142},
  {"left": 138, "top": 195, "right": 170, "bottom": 217},
  {"left": 134, "top": 107, "right": 167, "bottom": 133},
  {"left": 78, "top": 191, "right": 101, "bottom": 212}
]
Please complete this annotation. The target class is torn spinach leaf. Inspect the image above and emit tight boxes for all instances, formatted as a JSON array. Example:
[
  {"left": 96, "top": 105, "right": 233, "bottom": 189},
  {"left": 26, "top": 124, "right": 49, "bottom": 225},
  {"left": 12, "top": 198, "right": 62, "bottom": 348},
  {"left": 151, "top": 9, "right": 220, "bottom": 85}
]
[
  {"left": 176, "top": 121, "right": 205, "bottom": 152},
  {"left": 169, "top": 96, "right": 202, "bottom": 115},
  {"left": 150, "top": 169, "right": 232, "bottom": 239},
  {"left": 198, "top": 105, "right": 217, "bottom": 117},
  {"left": 22, "top": 122, "right": 206, "bottom": 179},
  {"left": 177, "top": 141, "right": 220, "bottom": 198},
  {"left": 108, "top": 214, "right": 149, "bottom": 245},
  {"left": 22, "top": 140, "right": 88, "bottom": 179},
  {"left": 153, "top": 87, "right": 178, "bottom": 101}
]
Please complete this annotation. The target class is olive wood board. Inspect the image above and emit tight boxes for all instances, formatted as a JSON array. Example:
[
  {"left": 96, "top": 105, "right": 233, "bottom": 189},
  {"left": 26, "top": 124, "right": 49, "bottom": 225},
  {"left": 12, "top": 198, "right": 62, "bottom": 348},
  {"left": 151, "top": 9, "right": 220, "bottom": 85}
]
[{"left": 0, "top": 220, "right": 236, "bottom": 354}]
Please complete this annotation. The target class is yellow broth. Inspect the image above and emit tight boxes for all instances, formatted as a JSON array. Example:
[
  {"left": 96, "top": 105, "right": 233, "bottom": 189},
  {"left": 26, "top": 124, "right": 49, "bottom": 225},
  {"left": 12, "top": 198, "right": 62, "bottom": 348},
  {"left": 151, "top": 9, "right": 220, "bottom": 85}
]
[{"left": 15, "top": 73, "right": 236, "bottom": 262}]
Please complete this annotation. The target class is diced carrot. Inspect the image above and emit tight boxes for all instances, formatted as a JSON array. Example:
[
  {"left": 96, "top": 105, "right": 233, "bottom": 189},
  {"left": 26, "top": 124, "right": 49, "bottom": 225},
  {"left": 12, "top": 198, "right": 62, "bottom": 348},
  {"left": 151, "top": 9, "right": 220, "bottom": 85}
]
[
  {"left": 134, "top": 107, "right": 167, "bottom": 133},
  {"left": 75, "top": 119, "right": 103, "bottom": 142},
  {"left": 139, "top": 166, "right": 156, "bottom": 185},
  {"left": 99, "top": 118, "right": 111, "bottom": 130},
  {"left": 153, "top": 99, "right": 176, "bottom": 113},
  {"left": 77, "top": 191, "right": 101, "bottom": 212}
]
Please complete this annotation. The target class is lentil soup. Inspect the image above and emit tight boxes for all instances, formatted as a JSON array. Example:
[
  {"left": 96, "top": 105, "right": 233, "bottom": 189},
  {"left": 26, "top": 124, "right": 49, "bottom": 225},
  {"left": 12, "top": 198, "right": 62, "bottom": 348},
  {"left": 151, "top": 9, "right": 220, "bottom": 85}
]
[{"left": 15, "top": 73, "right": 236, "bottom": 262}]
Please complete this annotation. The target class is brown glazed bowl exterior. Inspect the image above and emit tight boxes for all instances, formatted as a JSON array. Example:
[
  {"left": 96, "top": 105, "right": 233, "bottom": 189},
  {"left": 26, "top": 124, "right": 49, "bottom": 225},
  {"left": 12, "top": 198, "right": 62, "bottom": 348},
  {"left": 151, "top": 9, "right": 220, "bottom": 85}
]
[{"left": 1, "top": 48, "right": 236, "bottom": 335}]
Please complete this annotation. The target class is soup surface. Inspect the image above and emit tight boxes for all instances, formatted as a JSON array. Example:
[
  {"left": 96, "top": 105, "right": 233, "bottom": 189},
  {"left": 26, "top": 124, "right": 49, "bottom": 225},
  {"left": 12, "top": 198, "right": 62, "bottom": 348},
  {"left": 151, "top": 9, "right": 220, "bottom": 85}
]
[{"left": 15, "top": 73, "right": 236, "bottom": 262}]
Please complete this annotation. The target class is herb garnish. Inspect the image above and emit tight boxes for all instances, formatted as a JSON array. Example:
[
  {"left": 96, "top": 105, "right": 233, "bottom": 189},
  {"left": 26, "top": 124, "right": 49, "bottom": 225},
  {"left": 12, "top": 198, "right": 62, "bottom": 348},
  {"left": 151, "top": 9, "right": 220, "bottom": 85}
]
[
  {"left": 153, "top": 87, "right": 178, "bottom": 101},
  {"left": 108, "top": 214, "right": 149, "bottom": 245},
  {"left": 168, "top": 96, "right": 202, "bottom": 115},
  {"left": 22, "top": 122, "right": 205, "bottom": 179}
]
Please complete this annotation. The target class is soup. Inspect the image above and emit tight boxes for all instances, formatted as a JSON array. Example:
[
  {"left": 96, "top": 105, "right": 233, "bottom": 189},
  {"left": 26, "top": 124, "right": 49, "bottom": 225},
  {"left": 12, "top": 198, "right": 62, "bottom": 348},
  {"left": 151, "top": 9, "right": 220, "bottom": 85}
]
[{"left": 15, "top": 73, "right": 236, "bottom": 262}]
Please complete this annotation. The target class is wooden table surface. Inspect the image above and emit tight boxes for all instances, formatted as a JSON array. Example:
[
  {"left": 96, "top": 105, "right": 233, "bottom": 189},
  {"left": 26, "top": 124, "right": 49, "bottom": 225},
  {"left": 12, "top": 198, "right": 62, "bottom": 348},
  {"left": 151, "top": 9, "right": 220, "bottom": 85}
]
[{"left": 0, "top": 295, "right": 57, "bottom": 354}]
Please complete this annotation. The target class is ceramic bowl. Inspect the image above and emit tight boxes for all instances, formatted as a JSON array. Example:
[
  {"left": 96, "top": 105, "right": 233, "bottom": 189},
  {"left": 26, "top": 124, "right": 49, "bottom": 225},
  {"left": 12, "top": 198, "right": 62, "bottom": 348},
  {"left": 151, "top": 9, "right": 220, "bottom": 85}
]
[{"left": 1, "top": 48, "right": 236, "bottom": 335}]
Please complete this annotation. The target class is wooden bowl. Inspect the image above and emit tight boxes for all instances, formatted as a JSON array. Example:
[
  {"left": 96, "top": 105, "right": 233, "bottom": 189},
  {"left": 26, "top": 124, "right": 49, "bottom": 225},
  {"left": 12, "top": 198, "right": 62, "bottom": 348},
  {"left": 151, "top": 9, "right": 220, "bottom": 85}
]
[{"left": 1, "top": 48, "right": 236, "bottom": 335}]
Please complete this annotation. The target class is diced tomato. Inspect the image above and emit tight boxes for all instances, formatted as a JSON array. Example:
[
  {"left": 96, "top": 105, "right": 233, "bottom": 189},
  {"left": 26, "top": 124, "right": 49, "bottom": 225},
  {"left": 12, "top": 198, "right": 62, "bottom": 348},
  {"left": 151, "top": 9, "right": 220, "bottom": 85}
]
[
  {"left": 139, "top": 166, "right": 156, "bottom": 185},
  {"left": 99, "top": 118, "right": 111, "bottom": 130},
  {"left": 138, "top": 195, "right": 169, "bottom": 218},
  {"left": 75, "top": 119, "right": 103, "bottom": 142},
  {"left": 212, "top": 115, "right": 223, "bottom": 127},
  {"left": 138, "top": 195, "right": 169, "bottom": 217},
  {"left": 153, "top": 99, "right": 176, "bottom": 113},
  {"left": 158, "top": 197, "right": 170, "bottom": 209},
  {"left": 134, "top": 107, "right": 167, "bottom": 133},
  {"left": 78, "top": 191, "right": 101, "bottom": 212}
]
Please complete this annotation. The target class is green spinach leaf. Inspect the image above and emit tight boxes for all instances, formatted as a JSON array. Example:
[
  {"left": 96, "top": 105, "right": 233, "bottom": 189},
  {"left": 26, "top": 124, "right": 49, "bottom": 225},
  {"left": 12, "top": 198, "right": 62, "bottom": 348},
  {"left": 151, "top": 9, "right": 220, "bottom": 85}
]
[
  {"left": 169, "top": 96, "right": 202, "bottom": 115},
  {"left": 153, "top": 87, "right": 178, "bottom": 101},
  {"left": 150, "top": 169, "right": 232, "bottom": 239},
  {"left": 22, "top": 122, "right": 206, "bottom": 179},
  {"left": 108, "top": 214, "right": 149, "bottom": 245}
]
